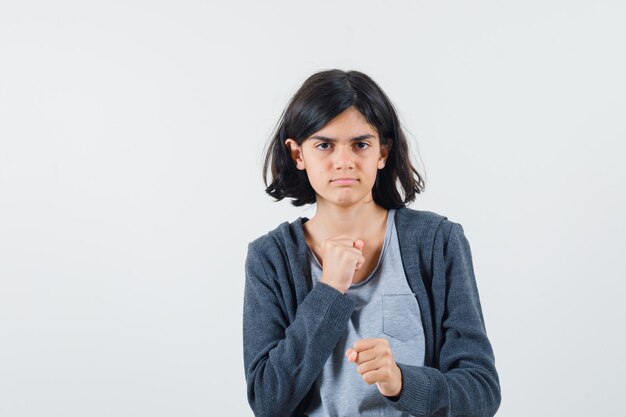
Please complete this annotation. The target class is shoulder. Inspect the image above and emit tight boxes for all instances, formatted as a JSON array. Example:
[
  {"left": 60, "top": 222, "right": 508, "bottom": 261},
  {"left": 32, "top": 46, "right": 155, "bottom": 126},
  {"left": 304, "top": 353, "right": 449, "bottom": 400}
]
[
  {"left": 396, "top": 206, "right": 461, "bottom": 236},
  {"left": 247, "top": 217, "right": 302, "bottom": 260},
  {"left": 245, "top": 218, "right": 306, "bottom": 289},
  {"left": 395, "top": 206, "right": 470, "bottom": 256}
]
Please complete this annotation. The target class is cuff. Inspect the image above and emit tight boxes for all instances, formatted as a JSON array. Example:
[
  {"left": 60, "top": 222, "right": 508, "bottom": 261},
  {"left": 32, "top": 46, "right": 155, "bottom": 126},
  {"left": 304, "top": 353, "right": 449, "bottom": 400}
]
[{"left": 382, "top": 363, "right": 433, "bottom": 416}]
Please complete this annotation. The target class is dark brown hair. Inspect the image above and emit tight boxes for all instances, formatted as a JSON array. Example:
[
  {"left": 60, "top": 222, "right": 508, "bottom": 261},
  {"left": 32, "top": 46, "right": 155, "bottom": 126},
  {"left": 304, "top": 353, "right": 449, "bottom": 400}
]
[{"left": 262, "top": 69, "right": 425, "bottom": 208}]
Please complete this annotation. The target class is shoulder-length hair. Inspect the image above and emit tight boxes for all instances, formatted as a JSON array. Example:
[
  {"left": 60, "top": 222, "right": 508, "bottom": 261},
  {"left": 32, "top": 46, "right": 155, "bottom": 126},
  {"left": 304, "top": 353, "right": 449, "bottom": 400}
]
[{"left": 262, "top": 69, "right": 425, "bottom": 208}]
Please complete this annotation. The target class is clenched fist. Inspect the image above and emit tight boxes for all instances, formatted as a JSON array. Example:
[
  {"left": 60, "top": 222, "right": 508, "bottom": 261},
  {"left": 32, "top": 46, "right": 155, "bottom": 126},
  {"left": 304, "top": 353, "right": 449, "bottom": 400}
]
[
  {"left": 345, "top": 338, "right": 403, "bottom": 398},
  {"left": 319, "top": 235, "right": 365, "bottom": 294}
]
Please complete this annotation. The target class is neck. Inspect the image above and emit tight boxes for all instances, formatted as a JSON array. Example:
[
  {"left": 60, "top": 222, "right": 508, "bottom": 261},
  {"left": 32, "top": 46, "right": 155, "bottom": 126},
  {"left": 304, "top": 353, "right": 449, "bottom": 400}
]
[{"left": 308, "top": 197, "right": 389, "bottom": 238}]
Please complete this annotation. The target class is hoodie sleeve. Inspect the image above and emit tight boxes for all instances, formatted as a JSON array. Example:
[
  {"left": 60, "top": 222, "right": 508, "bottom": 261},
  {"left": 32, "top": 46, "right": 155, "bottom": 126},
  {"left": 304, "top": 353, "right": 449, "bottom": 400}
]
[
  {"left": 243, "top": 241, "right": 356, "bottom": 417},
  {"left": 382, "top": 222, "right": 501, "bottom": 417}
]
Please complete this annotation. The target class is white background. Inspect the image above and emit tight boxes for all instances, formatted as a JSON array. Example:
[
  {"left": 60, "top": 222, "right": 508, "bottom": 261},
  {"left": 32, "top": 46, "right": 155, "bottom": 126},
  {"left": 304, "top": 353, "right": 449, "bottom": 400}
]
[{"left": 1, "top": 1, "right": 625, "bottom": 416}]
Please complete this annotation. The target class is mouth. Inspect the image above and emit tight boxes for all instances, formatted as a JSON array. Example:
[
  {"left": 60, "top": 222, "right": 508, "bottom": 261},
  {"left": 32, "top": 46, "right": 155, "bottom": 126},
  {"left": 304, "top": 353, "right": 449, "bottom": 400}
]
[{"left": 331, "top": 178, "right": 358, "bottom": 185}]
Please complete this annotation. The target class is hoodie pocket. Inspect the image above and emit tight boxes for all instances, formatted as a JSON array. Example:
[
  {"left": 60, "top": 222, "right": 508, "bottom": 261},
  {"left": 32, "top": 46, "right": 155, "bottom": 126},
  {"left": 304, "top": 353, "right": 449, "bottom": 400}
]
[{"left": 382, "top": 293, "right": 421, "bottom": 341}]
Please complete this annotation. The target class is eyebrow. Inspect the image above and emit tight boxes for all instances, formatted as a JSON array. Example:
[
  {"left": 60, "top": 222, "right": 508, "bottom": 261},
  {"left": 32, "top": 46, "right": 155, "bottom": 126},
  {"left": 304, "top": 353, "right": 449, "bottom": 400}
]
[{"left": 309, "top": 134, "right": 376, "bottom": 142}]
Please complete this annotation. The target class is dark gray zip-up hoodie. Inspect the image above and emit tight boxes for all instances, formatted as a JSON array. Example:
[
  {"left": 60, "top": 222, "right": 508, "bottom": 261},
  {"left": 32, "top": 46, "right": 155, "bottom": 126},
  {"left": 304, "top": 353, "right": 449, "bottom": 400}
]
[{"left": 243, "top": 206, "right": 501, "bottom": 417}]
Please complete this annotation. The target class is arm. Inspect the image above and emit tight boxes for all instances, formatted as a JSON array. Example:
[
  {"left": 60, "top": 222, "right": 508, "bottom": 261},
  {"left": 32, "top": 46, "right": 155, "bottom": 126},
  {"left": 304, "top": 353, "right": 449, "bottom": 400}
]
[
  {"left": 243, "top": 242, "right": 356, "bottom": 417},
  {"left": 383, "top": 222, "right": 501, "bottom": 417}
]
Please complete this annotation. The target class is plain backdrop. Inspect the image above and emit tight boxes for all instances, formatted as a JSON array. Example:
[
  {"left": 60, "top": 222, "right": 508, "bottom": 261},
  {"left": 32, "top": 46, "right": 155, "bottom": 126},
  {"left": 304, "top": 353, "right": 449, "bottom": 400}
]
[{"left": 1, "top": 1, "right": 625, "bottom": 416}]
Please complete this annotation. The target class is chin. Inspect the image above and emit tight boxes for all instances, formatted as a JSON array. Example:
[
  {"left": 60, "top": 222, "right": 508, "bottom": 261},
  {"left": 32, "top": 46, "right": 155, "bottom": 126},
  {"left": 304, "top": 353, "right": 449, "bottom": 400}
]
[{"left": 324, "top": 191, "right": 371, "bottom": 207}]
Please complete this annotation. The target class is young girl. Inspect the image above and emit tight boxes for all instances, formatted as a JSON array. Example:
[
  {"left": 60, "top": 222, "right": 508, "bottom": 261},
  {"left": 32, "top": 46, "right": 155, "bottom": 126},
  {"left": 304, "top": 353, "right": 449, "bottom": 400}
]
[{"left": 243, "top": 69, "right": 501, "bottom": 417}]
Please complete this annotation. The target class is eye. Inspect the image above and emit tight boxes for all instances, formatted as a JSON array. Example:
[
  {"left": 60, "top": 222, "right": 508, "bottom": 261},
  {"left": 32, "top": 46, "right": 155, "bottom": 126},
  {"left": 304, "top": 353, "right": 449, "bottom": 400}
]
[
  {"left": 315, "top": 143, "right": 331, "bottom": 150},
  {"left": 355, "top": 142, "right": 370, "bottom": 150}
]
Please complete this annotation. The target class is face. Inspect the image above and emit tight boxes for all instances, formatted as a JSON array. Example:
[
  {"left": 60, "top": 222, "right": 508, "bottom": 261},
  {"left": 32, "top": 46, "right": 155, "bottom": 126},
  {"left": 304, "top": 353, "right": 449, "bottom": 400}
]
[{"left": 285, "top": 106, "right": 392, "bottom": 207}]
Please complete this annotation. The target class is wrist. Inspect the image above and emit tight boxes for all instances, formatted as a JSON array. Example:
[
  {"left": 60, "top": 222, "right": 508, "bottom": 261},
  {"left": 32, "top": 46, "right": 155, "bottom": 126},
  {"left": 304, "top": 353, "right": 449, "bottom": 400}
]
[{"left": 388, "top": 363, "right": 403, "bottom": 398}]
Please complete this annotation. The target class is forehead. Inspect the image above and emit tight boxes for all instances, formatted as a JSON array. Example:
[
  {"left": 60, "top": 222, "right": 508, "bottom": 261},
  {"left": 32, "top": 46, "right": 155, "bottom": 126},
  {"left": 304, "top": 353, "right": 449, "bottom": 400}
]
[{"left": 308, "top": 107, "right": 378, "bottom": 141}]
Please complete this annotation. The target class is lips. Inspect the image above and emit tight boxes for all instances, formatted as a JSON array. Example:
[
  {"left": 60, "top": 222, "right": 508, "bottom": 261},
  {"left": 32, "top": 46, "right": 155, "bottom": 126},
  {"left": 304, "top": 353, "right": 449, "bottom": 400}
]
[
  {"left": 331, "top": 177, "right": 358, "bottom": 181},
  {"left": 331, "top": 177, "right": 358, "bottom": 185}
]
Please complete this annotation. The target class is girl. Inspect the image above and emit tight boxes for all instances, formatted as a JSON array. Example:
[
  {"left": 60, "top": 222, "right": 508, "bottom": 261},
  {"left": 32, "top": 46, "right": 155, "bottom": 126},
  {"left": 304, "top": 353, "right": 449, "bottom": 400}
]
[{"left": 243, "top": 69, "right": 500, "bottom": 417}]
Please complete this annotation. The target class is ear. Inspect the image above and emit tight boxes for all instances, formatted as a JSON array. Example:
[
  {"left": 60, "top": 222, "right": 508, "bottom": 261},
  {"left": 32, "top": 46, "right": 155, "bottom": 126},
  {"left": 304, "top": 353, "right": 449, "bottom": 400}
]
[
  {"left": 284, "top": 138, "right": 306, "bottom": 170},
  {"left": 378, "top": 139, "right": 392, "bottom": 169}
]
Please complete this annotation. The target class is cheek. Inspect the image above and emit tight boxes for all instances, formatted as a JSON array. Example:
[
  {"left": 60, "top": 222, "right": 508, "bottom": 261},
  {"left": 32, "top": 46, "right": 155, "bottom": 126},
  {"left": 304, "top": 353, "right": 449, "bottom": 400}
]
[{"left": 303, "top": 167, "right": 323, "bottom": 185}]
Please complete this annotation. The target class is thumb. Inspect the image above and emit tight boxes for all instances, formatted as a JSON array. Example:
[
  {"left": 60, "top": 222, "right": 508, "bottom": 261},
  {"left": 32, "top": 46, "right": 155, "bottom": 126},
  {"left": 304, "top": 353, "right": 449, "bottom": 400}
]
[{"left": 353, "top": 239, "right": 364, "bottom": 251}]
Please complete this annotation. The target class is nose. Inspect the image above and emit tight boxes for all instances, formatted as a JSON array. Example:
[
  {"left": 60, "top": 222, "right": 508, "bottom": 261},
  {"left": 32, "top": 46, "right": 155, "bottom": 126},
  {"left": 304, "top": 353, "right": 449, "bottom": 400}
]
[{"left": 333, "top": 144, "right": 355, "bottom": 169}]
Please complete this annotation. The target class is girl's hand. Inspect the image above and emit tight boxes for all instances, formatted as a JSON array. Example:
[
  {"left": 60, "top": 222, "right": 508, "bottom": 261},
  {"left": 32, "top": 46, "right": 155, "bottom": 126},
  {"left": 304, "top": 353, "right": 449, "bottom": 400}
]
[
  {"left": 319, "top": 235, "right": 365, "bottom": 294},
  {"left": 345, "top": 338, "right": 403, "bottom": 398}
]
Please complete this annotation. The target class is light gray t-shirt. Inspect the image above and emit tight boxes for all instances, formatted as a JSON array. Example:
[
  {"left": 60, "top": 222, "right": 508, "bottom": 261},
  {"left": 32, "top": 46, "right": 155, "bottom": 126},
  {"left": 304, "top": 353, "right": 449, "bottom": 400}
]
[{"left": 304, "top": 208, "right": 426, "bottom": 417}]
